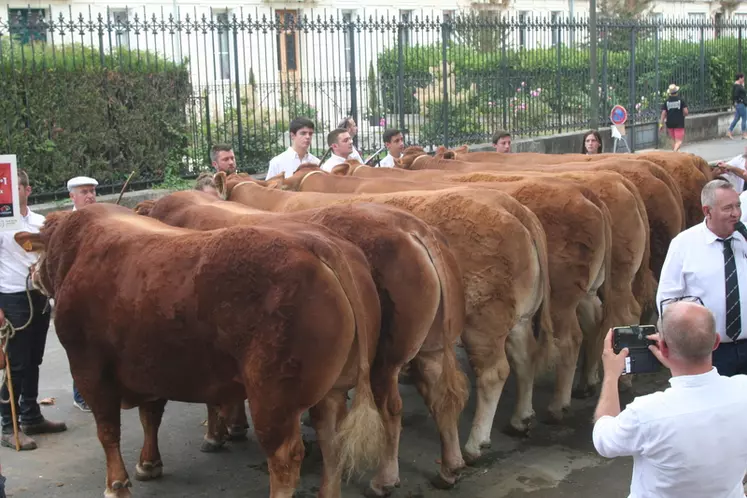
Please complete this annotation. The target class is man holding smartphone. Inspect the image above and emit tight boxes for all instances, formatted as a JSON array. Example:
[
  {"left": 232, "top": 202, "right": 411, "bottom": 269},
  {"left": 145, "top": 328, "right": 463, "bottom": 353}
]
[{"left": 593, "top": 301, "right": 747, "bottom": 498}]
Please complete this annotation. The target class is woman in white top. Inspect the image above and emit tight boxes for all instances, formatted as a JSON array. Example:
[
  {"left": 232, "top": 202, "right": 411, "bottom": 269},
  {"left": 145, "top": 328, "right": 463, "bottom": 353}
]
[{"left": 337, "top": 117, "right": 363, "bottom": 162}]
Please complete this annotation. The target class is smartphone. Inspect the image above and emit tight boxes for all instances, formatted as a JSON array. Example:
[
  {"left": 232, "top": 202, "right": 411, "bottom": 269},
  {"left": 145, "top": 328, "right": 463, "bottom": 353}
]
[{"left": 612, "top": 325, "right": 660, "bottom": 375}]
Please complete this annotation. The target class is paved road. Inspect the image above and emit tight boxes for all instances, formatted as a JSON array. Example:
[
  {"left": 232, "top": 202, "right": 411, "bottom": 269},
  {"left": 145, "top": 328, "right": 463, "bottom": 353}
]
[
  {"left": 1, "top": 322, "right": 670, "bottom": 498},
  {"left": 676, "top": 136, "right": 746, "bottom": 164}
]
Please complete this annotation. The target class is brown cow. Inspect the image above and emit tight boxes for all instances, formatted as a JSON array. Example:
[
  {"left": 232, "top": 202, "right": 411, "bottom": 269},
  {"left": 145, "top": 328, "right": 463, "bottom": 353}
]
[
  {"left": 434, "top": 147, "right": 702, "bottom": 228},
  {"left": 15, "top": 203, "right": 385, "bottom": 498},
  {"left": 134, "top": 190, "right": 469, "bottom": 493},
  {"left": 213, "top": 174, "right": 562, "bottom": 462},
  {"left": 395, "top": 151, "right": 683, "bottom": 280},
  {"left": 332, "top": 163, "right": 656, "bottom": 318},
  {"left": 270, "top": 166, "right": 616, "bottom": 413}
]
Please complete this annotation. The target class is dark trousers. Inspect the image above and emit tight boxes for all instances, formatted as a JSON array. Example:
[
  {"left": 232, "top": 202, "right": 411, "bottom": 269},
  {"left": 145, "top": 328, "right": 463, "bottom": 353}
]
[
  {"left": 712, "top": 339, "right": 747, "bottom": 377},
  {"left": 0, "top": 291, "right": 50, "bottom": 433}
]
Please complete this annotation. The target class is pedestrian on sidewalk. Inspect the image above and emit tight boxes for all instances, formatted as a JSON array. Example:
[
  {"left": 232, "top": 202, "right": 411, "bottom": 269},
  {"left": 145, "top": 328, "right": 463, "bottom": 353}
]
[
  {"left": 660, "top": 83, "right": 689, "bottom": 152},
  {"left": 727, "top": 73, "right": 747, "bottom": 140}
]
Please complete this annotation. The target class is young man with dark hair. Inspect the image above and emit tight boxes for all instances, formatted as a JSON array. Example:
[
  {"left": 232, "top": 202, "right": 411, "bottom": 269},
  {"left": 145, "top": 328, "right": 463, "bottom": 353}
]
[
  {"left": 0, "top": 169, "right": 67, "bottom": 450},
  {"left": 492, "top": 130, "right": 512, "bottom": 153},
  {"left": 379, "top": 128, "right": 405, "bottom": 168},
  {"left": 265, "top": 117, "right": 320, "bottom": 179},
  {"left": 660, "top": 83, "right": 688, "bottom": 152},
  {"left": 210, "top": 144, "right": 236, "bottom": 175},
  {"left": 337, "top": 116, "right": 363, "bottom": 162},
  {"left": 321, "top": 128, "right": 353, "bottom": 172}
]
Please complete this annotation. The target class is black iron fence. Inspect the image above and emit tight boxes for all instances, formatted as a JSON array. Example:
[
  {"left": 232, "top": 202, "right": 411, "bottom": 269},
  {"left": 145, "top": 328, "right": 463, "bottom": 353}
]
[{"left": 1, "top": 7, "right": 746, "bottom": 200}]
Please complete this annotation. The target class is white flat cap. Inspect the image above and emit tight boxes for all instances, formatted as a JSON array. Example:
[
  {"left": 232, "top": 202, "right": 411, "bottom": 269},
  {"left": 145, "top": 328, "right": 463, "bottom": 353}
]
[{"left": 67, "top": 176, "right": 99, "bottom": 192}]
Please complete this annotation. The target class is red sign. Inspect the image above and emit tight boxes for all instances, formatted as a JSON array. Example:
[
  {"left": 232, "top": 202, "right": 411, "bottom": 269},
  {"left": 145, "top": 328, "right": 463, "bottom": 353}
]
[
  {"left": 610, "top": 105, "right": 628, "bottom": 126},
  {"left": 0, "top": 155, "right": 21, "bottom": 232},
  {"left": 0, "top": 162, "right": 13, "bottom": 218}
]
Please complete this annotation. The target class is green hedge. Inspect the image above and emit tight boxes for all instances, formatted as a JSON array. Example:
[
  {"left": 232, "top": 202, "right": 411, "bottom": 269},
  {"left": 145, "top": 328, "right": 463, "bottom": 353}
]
[
  {"left": 377, "top": 35, "right": 739, "bottom": 129},
  {"left": 0, "top": 41, "right": 191, "bottom": 195}
]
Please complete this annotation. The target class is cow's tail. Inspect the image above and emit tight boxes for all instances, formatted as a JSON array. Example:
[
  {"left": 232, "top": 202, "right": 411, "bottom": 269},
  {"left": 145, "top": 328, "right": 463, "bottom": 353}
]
[
  {"left": 411, "top": 229, "right": 469, "bottom": 433},
  {"left": 325, "top": 250, "right": 385, "bottom": 481},
  {"left": 522, "top": 208, "right": 556, "bottom": 372}
]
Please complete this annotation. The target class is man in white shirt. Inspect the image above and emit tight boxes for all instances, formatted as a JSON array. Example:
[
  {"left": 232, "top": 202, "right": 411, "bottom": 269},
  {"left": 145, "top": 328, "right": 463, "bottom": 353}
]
[
  {"left": 715, "top": 146, "right": 747, "bottom": 193},
  {"left": 337, "top": 117, "right": 363, "bottom": 163},
  {"left": 320, "top": 128, "right": 353, "bottom": 172},
  {"left": 265, "top": 117, "right": 320, "bottom": 180},
  {"left": 0, "top": 169, "right": 67, "bottom": 450},
  {"left": 657, "top": 179, "right": 747, "bottom": 376},
  {"left": 378, "top": 128, "right": 405, "bottom": 168},
  {"left": 67, "top": 176, "right": 97, "bottom": 412},
  {"left": 593, "top": 300, "right": 747, "bottom": 498}
]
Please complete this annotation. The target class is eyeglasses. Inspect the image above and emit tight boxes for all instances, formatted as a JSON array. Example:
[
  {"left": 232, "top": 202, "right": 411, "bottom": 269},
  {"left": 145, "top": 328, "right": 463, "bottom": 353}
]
[{"left": 658, "top": 296, "right": 704, "bottom": 318}]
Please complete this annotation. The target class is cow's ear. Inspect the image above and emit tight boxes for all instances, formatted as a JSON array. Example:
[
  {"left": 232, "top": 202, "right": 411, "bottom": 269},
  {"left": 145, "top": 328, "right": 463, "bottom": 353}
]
[
  {"left": 267, "top": 172, "right": 285, "bottom": 182},
  {"left": 214, "top": 172, "right": 228, "bottom": 199},
  {"left": 267, "top": 179, "right": 283, "bottom": 189},
  {"left": 331, "top": 163, "right": 351, "bottom": 176},
  {"left": 14, "top": 232, "right": 45, "bottom": 253}
]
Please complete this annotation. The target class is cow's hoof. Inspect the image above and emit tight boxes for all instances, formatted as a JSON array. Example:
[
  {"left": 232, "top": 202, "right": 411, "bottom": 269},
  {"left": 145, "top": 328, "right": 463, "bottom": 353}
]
[
  {"left": 200, "top": 437, "right": 226, "bottom": 453},
  {"left": 572, "top": 386, "right": 596, "bottom": 399},
  {"left": 135, "top": 460, "right": 163, "bottom": 481},
  {"left": 463, "top": 449, "right": 481, "bottom": 466},
  {"left": 546, "top": 406, "right": 569, "bottom": 425},
  {"left": 104, "top": 479, "right": 132, "bottom": 498},
  {"left": 365, "top": 480, "right": 400, "bottom": 498},
  {"left": 502, "top": 423, "right": 531, "bottom": 438},
  {"left": 431, "top": 472, "right": 458, "bottom": 490},
  {"left": 227, "top": 426, "right": 248, "bottom": 441}
]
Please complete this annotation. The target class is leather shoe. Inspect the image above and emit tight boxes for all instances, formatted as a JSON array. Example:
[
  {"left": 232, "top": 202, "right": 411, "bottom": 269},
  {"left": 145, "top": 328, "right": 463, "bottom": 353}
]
[
  {"left": 21, "top": 419, "right": 67, "bottom": 435},
  {"left": 1, "top": 431, "right": 37, "bottom": 450}
]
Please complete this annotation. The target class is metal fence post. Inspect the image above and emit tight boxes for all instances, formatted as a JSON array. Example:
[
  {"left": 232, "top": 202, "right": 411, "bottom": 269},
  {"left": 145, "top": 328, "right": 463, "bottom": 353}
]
[
  {"left": 501, "top": 22, "right": 508, "bottom": 131},
  {"left": 441, "top": 19, "right": 449, "bottom": 148},
  {"left": 397, "top": 22, "right": 406, "bottom": 130},
  {"left": 655, "top": 22, "right": 660, "bottom": 149},
  {"left": 348, "top": 20, "right": 359, "bottom": 147},
  {"left": 601, "top": 24, "right": 608, "bottom": 120},
  {"left": 589, "top": 2, "right": 599, "bottom": 130},
  {"left": 700, "top": 25, "right": 706, "bottom": 109},
  {"left": 556, "top": 27, "right": 562, "bottom": 134},
  {"left": 232, "top": 20, "right": 244, "bottom": 166},
  {"left": 629, "top": 26, "right": 637, "bottom": 152},
  {"left": 740, "top": 27, "right": 743, "bottom": 74}
]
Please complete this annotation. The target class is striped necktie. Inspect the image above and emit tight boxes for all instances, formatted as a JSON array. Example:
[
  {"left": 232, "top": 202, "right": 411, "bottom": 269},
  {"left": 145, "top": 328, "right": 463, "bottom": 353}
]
[{"left": 719, "top": 237, "right": 742, "bottom": 341}]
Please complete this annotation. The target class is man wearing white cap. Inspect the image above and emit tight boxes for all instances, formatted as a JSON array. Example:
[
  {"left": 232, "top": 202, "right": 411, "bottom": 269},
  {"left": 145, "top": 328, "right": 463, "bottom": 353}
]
[
  {"left": 66, "top": 176, "right": 97, "bottom": 412},
  {"left": 67, "top": 176, "right": 98, "bottom": 211}
]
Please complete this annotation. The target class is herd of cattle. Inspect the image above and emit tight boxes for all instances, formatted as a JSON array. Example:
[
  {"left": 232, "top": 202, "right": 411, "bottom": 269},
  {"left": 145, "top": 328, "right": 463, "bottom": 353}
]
[{"left": 13, "top": 145, "right": 712, "bottom": 498}]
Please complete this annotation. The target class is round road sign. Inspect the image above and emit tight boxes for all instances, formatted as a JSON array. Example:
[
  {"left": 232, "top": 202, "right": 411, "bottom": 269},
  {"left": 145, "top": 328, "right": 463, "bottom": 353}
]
[{"left": 610, "top": 105, "right": 628, "bottom": 126}]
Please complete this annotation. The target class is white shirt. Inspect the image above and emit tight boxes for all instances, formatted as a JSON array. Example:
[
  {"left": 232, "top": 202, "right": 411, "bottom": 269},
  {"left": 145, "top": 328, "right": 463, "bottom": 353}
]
[
  {"left": 348, "top": 146, "right": 363, "bottom": 163},
  {"left": 657, "top": 222, "right": 747, "bottom": 342},
  {"left": 724, "top": 154, "right": 746, "bottom": 193},
  {"left": 379, "top": 153, "right": 400, "bottom": 168},
  {"left": 741, "top": 191, "right": 747, "bottom": 223},
  {"left": 593, "top": 368, "right": 747, "bottom": 498},
  {"left": 321, "top": 153, "right": 347, "bottom": 173},
  {"left": 0, "top": 208, "right": 45, "bottom": 293},
  {"left": 265, "top": 148, "right": 320, "bottom": 180}
]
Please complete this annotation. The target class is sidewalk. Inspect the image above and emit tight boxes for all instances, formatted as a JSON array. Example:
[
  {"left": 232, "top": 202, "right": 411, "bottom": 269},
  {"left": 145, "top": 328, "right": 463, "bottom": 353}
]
[{"left": 670, "top": 136, "right": 747, "bottom": 164}]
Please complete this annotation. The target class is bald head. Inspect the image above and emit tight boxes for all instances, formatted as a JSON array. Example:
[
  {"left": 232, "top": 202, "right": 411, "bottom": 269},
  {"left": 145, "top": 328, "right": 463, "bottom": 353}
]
[{"left": 660, "top": 302, "right": 717, "bottom": 362}]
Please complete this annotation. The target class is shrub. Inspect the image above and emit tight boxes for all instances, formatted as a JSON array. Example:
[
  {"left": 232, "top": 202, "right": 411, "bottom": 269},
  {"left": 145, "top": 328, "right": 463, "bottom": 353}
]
[{"left": 0, "top": 40, "right": 191, "bottom": 195}]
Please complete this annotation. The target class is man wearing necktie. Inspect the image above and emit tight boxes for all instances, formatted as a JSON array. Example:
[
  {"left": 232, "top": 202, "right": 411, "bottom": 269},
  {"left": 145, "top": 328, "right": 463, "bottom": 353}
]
[{"left": 657, "top": 179, "right": 747, "bottom": 376}]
